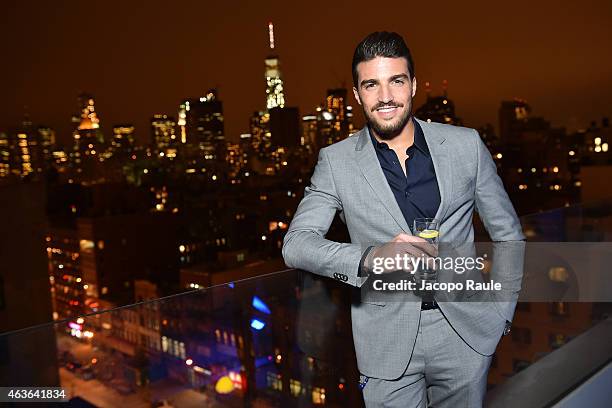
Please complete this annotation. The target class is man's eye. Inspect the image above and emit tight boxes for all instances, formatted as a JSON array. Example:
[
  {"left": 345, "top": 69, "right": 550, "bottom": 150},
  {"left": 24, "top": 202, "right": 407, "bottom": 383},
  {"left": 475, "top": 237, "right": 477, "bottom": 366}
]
[
  {"left": 393, "top": 79, "right": 404, "bottom": 85},
  {"left": 365, "top": 83, "right": 376, "bottom": 89}
]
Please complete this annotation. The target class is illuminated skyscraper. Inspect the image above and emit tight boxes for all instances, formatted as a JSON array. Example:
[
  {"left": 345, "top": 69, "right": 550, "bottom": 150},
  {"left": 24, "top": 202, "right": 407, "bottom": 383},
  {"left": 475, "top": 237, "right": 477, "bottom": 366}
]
[
  {"left": 265, "top": 22, "right": 285, "bottom": 110},
  {"left": 0, "top": 132, "right": 9, "bottom": 178},
  {"left": 497, "top": 99, "right": 570, "bottom": 204},
  {"left": 4, "top": 124, "right": 59, "bottom": 177},
  {"left": 76, "top": 93, "right": 101, "bottom": 130},
  {"left": 14, "top": 132, "right": 33, "bottom": 177},
  {"left": 415, "top": 81, "right": 462, "bottom": 126},
  {"left": 302, "top": 88, "right": 355, "bottom": 152},
  {"left": 498, "top": 98, "right": 548, "bottom": 141},
  {"left": 250, "top": 110, "right": 270, "bottom": 152},
  {"left": 151, "top": 114, "right": 177, "bottom": 150},
  {"left": 73, "top": 93, "right": 104, "bottom": 151},
  {"left": 177, "top": 103, "right": 188, "bottom": 144},
  {"left": 181, "top": 90, "right": 224, "bottom": 148},
  {"left": 324, "top": 88, "right": 354, "bottom": 139},
  {"left": 111, "top": 124, "right": 135, "bottom": 155},
  {"left": 248, "top": 23, "right": 293, "bottom": 158},
  {"left": 8, "top": 114, "right": 37, "bottom": 178},
  {"left": 316, "top": 105, "right": 335, "bottom": 148},
  {"left": 326, "top": 88, "right": 347, "bottom": 124},
  {"left": 225, "top": 142, "right": 244, "bottom": 178},
  {"left": 72, "top": 93, "right": 105, "bottom": 183},
  {"left": 37, "top": 126, "right": 56, "bottom": 164},
  {"left": 301, "top": 115, "right": 317, "bottom": 149}
]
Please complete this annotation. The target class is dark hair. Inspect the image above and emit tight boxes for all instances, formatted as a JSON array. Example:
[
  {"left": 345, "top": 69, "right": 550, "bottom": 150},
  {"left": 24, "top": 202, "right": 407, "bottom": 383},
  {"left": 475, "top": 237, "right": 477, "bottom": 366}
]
[{"left": 351, "top": 31, "right": 415, "bottom": 88}]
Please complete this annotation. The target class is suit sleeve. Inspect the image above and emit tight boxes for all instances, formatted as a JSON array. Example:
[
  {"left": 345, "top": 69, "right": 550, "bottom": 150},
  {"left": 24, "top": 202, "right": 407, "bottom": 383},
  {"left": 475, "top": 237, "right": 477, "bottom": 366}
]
[
  {"left": 282, "top": 147, "right": 367, "bottom": 287},
  {"left": 473, "top": 130, "right": 526, "bottom": 322},
  {"left": 473, "top": 130, "right": 525, "bottom": 242}
]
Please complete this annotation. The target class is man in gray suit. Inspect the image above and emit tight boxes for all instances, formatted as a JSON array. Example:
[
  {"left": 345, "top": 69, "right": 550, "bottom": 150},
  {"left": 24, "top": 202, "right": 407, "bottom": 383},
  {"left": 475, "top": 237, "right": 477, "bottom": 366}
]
[{"left": 282, "top": 31, "right": 525, "bottom": 407}]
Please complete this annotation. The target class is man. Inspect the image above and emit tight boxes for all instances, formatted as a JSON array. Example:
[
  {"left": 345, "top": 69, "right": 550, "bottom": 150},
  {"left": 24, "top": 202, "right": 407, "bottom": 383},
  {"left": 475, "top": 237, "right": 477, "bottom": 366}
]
[{"left": 282, "top": 31, "right": 525, "bottom": 407}]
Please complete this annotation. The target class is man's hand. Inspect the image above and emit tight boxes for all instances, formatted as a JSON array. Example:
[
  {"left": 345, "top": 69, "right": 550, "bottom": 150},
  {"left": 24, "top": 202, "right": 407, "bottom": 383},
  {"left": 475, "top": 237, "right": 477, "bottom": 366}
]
[{"left": 363, "top": 233, "right": 438, "bottom": 275}]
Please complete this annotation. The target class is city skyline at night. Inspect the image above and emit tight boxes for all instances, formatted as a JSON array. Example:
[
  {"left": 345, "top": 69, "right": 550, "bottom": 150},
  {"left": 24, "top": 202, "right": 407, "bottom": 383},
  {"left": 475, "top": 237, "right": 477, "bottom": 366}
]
[{"left": 2, "top": 1, "right": 612, "bottom": 145}]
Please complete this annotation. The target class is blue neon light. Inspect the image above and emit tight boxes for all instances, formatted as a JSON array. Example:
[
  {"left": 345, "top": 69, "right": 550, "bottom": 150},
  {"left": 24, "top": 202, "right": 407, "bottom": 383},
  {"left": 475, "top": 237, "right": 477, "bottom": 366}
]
[
  {"left": 252, "top": 296, "right": 271, "bottom": 315},
  {"left": 250, "top": 318, "right": 265, "bottom": 330}
]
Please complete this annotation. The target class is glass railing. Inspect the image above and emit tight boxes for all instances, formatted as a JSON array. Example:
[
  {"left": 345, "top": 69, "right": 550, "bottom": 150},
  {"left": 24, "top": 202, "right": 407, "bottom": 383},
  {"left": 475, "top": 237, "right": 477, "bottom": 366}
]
[
  {"left": 1, "top": 199, "right": 612, "bottom": 406},
  {"left": 485, "top": 198, "right": 612, "bottom": 403},
  {"left": 485, "top": 316, "right": 612, "bottom": 407},
  {"left": 1, "top": 269, "right": 363, "bottom": 407},
  {"left": 519, "top": 197, "right": 612, "bottom": 242}
]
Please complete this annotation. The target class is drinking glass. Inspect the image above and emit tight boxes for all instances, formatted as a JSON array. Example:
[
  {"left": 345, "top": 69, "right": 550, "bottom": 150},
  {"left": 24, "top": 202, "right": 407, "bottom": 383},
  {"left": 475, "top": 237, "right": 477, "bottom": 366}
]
[{"left": 412, "top": 218, "right": 440, "bottom": 284}]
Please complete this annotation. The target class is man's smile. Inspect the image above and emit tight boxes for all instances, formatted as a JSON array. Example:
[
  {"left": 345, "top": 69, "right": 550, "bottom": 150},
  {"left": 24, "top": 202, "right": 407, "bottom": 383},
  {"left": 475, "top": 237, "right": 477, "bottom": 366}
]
[{"left": 375, "top": 105, "right": 400, "bottom": 118}]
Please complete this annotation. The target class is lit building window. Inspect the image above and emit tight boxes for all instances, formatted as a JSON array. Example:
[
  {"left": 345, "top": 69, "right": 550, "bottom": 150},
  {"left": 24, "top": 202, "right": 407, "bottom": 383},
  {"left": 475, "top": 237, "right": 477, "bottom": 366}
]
[
  {"left": 179, "top": 342, "right": 186, "bottom": 359},
  {"left": 79, "top": 240, "right": 95, "bottom": 253},
  {"left": 550, "top": 302, "right": 569, "bottom": 317},
  {"left": 290, "top": 379, "right": 302, "bottom": 396},
  {"left": 548, "top": 267, "right": 568, "bottom": 282},
  {"left": 162, "top": 336, "right": 168, "bottom": 352},
  {"left": 549, "top": 333, "right": 568, "bottom": 349},
  {"left": 312, "top": 387, "right": 326, "bottom": 404},
  {"left": 266, "top": 372, "right": 283, "bottom": 391}
]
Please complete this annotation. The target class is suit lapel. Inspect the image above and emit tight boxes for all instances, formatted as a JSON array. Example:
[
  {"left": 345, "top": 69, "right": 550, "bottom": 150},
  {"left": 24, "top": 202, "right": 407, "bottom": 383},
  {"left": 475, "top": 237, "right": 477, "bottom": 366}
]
[
  {"left": 415, "top": 118, "right": 451, "bottom": 224},
  {"left": 354, "top": 120, "right": 452, "bottom": 234},
  {"left": 354, "top": 126, "right": 411, "bottom": 233}
]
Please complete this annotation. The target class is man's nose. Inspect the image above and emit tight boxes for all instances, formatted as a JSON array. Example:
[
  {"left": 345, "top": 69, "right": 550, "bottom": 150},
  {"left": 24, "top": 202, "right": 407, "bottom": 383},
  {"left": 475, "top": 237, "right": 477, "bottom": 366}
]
[{"left": 378, "top": 84, "right": 393, "bottom": 104}]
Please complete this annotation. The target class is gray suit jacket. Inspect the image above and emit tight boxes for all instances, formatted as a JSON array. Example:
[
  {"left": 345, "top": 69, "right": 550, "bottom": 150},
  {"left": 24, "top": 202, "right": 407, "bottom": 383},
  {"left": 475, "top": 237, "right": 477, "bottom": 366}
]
[{"left": 282, "top": 118, "right": 526, "bottom": 380}]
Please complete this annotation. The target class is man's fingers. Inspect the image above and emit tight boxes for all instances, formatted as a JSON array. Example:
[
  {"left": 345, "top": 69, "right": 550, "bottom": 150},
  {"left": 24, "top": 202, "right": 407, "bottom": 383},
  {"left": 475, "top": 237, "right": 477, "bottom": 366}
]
[
  {"left": 404, "top": 241, "right": 438, "bottom": 257},
  {"left": 392, "top": 233, "right": 427, "bottom": 243},
  {"left": 385, "top": 237, "right": 438, "bottom": 258},
  {"left": 392, "top": 233, "right": 411, "bottom": 242}
]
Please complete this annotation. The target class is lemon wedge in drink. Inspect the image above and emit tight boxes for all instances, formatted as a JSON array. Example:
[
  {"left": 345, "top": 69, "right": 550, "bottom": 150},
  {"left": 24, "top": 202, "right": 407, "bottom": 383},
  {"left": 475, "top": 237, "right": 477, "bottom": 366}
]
[{"left": 417, "top": 229, "right": 439, "bottom": 239}]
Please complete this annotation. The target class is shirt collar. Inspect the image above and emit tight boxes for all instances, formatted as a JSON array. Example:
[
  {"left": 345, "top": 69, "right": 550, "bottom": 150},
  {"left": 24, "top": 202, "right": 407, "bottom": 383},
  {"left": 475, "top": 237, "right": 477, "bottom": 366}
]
[{"left": 369, "top": 117, "right": 430, "bottom": 157}]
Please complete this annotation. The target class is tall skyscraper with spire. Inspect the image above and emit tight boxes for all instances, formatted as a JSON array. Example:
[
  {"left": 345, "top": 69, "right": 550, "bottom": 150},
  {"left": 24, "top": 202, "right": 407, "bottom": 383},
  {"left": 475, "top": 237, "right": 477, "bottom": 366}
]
[
  {"left": 265, "top": 22, "right": 285, "bottom": 110},
  {"left": 248, "top": 22, "right": 299, "bottom": 160}
]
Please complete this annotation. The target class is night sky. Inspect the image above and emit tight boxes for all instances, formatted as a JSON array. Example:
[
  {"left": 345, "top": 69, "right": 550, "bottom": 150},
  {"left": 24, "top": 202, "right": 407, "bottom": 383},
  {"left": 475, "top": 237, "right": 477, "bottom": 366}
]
[{"left": 2, "top": 1, "right": 612, "bottom": 145}]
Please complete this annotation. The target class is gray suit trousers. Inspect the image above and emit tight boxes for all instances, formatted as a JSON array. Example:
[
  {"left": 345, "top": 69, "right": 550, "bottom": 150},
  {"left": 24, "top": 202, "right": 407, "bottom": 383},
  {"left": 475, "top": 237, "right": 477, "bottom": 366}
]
[{"left": 361, "top": 308, "right": 492, "bottom": 408}]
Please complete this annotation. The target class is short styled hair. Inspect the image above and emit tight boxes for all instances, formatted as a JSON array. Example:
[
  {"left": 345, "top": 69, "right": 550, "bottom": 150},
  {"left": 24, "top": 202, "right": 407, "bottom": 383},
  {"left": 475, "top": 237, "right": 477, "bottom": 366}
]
[{"left": 352, "top": 31, "right": 415, "bottom": 88}]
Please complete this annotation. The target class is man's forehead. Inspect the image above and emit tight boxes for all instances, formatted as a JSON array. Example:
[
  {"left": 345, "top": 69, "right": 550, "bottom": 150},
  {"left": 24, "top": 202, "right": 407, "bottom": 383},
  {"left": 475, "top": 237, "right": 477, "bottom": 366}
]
[{"left": 357, "top": 57, "right": 409, "bottom": 78}]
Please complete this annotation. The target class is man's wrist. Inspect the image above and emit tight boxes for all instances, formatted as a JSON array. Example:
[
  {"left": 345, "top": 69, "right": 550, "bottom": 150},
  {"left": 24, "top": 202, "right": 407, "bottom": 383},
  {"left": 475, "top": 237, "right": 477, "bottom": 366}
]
[{"left": 358, "top": 246, "right": 376, "bottom": 277}]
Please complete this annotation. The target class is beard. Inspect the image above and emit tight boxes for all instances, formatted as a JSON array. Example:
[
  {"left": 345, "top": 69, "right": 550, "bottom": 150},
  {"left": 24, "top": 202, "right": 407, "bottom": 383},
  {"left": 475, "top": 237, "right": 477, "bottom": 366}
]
[{"left": 363, "top": 101, "right": 412, "bottom": 140}]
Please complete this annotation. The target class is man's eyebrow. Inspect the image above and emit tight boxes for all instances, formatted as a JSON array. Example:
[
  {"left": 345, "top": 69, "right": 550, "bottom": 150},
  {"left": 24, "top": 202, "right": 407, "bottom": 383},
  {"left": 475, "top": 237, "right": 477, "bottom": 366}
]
[
  {"left": 389, "top": 74, "right": 410, "bottom": 81},
  {"left": 360, "top": 78, "right": 378, "bottom": 88}
]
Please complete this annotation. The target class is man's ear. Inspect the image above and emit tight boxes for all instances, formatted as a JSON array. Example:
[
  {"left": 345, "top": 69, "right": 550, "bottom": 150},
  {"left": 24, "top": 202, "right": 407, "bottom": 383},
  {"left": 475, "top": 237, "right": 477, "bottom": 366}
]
[
  {"left": 411, "top": 77, "right": 417, "bottom": 98},
  {"left": 352, "top": 87, "right": 362, "bottom": 105}
]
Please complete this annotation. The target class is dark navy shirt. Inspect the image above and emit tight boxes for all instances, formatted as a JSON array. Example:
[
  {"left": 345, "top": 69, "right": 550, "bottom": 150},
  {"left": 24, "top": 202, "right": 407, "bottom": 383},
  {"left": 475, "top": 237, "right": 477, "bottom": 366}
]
[{"left": 369, "top": 118, "right": 441, "bottom": 231}]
